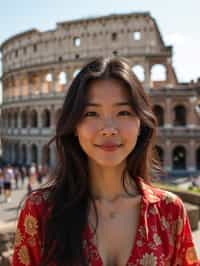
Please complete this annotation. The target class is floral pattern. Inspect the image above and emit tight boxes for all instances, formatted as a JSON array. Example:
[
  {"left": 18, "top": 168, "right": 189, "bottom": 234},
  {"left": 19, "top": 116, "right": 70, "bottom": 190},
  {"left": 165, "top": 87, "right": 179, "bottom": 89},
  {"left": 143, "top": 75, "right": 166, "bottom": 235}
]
[
  {"left": 12, "top": 177, "right": 199, "bottom": 265},
  {"left": 140, "top": 252, "right": 157, "bottom": 266},
  {"left": 14, "top": 228, "right": 23, "bottom": 247},
  {"left": 186, "top": 247, "right": 199, "bottom": 264},
  {"left": 24, "top": 214, "right": 38, "bottom": 236},
  {"left": 18, "top": 245, "right": 30, "bottom": 265}
]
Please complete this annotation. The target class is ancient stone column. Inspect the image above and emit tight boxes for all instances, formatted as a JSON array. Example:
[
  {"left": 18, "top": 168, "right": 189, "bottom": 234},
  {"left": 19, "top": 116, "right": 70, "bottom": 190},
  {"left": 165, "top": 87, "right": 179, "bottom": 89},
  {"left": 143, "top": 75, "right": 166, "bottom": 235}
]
[
  {"left": 188, "top": 97, "right": 197, "bottom": 128},
  {"left": 164, "top": 140, "right": 172, "bottom": 172},
  {"left": 187, "top": 140, "right": 196, "bottom": 172},
  {"left": 165, "top": 97, "right": 172, "bottom": 128}
]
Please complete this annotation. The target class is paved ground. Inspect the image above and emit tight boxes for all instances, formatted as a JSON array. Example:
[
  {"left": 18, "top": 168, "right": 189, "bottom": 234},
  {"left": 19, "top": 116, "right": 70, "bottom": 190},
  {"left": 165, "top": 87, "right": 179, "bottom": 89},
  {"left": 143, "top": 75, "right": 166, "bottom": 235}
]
[{"left": 0, "top": 180, "right": 199, "bottom": 258}]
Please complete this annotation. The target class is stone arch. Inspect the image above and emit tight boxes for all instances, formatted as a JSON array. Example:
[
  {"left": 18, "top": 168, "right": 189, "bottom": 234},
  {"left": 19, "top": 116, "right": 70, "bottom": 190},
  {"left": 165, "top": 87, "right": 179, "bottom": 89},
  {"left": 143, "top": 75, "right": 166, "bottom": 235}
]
[
  {"left": 30, "top": 110, "right": 38, "bottom": 128},
  {"left": 43, "top": 72, "right": 53, "bottom": 93},
  {"left": 55, "top": 108, "right": 62, "bottom": 124},
  {"left": 13, "top": 112, "right": 18, "bottom": 128},
  {"left": 195, "top": 102, "right": 200, "bottom": 117},
  {"left": 155, "top": 145, "right": 164, "bottom": 166},
  {"left": 196, "top": 147, "right": 200, "bottom": 170},
  {"left": 7, "top": 143, "right": 11, "bottom": 162},
  {"left": 21, "top": 144, "right": 27, "bottom": 164},
  {"left": 31, "top": 144, "right": 38, "bottom": 164},
  {"left": 132, "top": 65, "right": 145, "bottom": 82},
  {"left": 111, "top": 32, "right": 118, "bottom": 41},
  {"left": 21, "top": 110, "right": 28, "bottom": 128},
  {"left": 57, "top": 71, "right": 67, "bottom": 92},
  {"left": 42, "top": 109, "right": 51, "bottom": 128},
  {"left": 172, "top": 146, "right": 186, "bottom": 170},
  {"left": 42, "top": 145, "right": 51, "bottom": 166},
  {"left": 8, "top": 112, "right": 12, "bottom": 128},
  {"left": 45, "top": 73, "right": 53, "bottom": 82},
  {"left": 151, "top": 64, "right": 167, "bottom": 81},
  {"left": 14, "top": 143, "right": 19, "bottom": 164},
  {"left": 133, "top": 31, "right": 141, "bottom": 41},
  {"left": 30, "top": 74, "right": 40, "bottom": 95},
  {"left": 153, "top": 105, "right": 164, "bottom": 126},
  {"left": 59, "top": 71, "right": 67, "bottom": 84},
  {"left": 9, "top": 143, "right": 13, "bottom": 162},
  {"left": 174, "top": 105, "right": 187, "bottom": 126},
  {"left": 73, "top": 37, "right": 81, "bottom": 47}
]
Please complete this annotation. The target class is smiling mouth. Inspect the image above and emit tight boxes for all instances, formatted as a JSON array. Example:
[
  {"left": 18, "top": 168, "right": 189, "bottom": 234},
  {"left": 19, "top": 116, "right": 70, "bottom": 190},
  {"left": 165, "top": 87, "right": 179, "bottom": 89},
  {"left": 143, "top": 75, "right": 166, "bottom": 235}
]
[{"left": 94, "top": 144, "right": 122, "bottom": 151}]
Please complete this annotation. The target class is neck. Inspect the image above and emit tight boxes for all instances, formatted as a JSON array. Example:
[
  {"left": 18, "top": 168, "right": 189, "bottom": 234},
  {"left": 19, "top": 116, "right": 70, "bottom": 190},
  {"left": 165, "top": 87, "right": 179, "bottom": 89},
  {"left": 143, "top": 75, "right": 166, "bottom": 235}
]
[{"left": 88, "top": 161, "right": 139, "bottom": 201}]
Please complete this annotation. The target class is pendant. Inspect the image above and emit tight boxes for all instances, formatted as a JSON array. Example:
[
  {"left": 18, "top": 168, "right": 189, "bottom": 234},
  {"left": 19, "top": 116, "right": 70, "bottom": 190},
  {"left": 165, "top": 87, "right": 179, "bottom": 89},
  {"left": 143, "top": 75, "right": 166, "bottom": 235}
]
[{"left": 109, "top": 211, "right": 117, "bottom": 219}]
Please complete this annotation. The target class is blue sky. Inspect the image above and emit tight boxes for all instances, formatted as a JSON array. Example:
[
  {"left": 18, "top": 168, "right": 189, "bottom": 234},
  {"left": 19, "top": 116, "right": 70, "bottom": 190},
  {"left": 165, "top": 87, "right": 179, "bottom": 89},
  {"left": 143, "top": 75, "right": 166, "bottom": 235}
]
[{"left": 0, "top": 0, "right": 199, "bottom": 102}]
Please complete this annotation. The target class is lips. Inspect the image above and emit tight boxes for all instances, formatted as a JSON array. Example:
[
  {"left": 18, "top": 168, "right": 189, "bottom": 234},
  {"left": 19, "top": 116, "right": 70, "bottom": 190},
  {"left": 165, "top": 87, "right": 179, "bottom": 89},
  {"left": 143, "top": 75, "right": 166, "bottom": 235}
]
[
  {"left": 95, "top": 143, "right": 122, "bottom": 148},
  {"left": 94, "top": 143, "right": 122, "bottom": 151}
]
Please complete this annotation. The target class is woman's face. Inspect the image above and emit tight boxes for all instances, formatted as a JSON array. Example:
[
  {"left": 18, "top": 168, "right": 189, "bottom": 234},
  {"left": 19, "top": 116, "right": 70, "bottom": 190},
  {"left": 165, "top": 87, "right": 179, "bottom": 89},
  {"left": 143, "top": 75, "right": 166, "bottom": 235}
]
[{"left": 76, "top": 79, "right": 141, "bottom": 167}]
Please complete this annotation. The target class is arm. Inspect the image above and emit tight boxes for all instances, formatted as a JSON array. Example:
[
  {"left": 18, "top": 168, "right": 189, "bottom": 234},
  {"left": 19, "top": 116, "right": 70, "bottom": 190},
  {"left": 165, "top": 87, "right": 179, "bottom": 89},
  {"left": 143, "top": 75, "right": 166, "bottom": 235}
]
[{"left": 12, "top": 194, "right": 43, "bottom": 266}]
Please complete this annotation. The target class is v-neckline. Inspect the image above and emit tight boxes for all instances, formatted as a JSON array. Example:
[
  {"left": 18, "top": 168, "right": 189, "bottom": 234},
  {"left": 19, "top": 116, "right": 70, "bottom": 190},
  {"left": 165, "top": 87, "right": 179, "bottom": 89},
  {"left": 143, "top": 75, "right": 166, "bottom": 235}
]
[{"left": 86, "top": 194, "right": 145, "bottom": 266}]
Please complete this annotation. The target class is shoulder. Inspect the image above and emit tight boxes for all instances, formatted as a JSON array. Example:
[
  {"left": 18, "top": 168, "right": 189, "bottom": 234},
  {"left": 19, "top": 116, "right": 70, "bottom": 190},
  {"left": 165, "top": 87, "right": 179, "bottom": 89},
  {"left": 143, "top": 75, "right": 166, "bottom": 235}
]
[
  {"left": 20, "top": 188, "right": 52, "bottom": 222},
  {"left": 138, "top": 177, "right": 183, "bottom": 208},
  {"left": 149, "top": 184, "right": 187, "bottom": 218}
]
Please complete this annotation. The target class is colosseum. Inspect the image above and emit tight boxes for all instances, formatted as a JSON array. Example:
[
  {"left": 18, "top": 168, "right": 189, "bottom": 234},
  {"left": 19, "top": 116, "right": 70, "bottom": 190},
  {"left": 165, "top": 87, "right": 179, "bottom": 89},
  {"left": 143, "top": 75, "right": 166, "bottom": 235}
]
[{"left": 0, "top": 12, "right": 200, "bottom": 177}]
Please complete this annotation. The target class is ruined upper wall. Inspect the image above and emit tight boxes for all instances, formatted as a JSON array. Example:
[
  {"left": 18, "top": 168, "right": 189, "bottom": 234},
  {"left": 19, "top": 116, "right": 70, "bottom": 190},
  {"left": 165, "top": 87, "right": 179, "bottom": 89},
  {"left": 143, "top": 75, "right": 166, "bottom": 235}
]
[{"left": 0, "top": 12, "right": 172, "bottom": 75}]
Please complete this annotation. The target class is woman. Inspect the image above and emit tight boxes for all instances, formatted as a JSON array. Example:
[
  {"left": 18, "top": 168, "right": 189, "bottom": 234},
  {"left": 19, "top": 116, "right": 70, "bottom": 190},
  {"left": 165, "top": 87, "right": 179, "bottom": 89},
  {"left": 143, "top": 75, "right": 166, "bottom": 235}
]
[{"left": 12, "top": 57, "right": 199, "bottom": 266}]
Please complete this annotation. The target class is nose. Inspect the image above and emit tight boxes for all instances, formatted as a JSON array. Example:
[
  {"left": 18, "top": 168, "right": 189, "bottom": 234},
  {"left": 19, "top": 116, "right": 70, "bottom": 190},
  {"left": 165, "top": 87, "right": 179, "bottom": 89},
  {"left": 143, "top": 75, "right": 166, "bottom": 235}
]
[{"left": 100, "top": 119, "right": 118, "bottom": 136}]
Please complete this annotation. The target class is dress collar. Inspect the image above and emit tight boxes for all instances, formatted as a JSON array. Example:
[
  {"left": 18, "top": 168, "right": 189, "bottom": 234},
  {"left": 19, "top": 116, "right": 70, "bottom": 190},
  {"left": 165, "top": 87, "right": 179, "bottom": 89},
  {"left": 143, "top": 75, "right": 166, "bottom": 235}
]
[{"left": 135, "top": 176, "right": 161, "bottom": 240}]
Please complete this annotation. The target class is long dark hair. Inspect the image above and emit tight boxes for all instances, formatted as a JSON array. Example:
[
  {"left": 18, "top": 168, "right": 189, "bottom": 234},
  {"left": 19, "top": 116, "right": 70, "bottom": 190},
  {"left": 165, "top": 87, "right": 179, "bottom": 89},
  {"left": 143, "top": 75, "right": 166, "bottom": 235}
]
[{"left": 41, "top": 57, "right": 162, "bottom": 265}]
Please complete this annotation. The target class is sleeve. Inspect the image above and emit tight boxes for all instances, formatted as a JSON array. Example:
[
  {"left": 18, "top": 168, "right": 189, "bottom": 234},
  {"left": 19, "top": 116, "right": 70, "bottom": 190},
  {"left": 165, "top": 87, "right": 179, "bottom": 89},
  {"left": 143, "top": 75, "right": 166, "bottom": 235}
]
[
  {"left": 12, "top": 196, "right": 42, "bottom": 266},
  {"left": 172, "top": 198, "right": 200, "bottom": 266}
]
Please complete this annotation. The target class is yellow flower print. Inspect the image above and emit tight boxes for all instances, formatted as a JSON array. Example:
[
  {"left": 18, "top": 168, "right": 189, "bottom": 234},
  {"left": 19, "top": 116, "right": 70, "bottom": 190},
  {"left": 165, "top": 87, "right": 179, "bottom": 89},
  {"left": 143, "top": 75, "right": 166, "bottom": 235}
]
[
  {"left": 185, "top": 247, "right": 198, "bottom": 264},
  {"left": 153, "top": 233, "right": 161, "bottom": 246},
  {"left": 160, "top": 216, "right": 169, "bottom": 231},
  {"left": 14, "top": 228, "right": 23, "bottom": 247},
  {"left": 136, "top": 240, "right": 143, "bottom": 247},
  {"left": 140, "top": 252, "right": 157, "bottom": 266},
  {"left": 18, "top": 245, "right": 30, "bottom": 265},
  {"left": 24, "top": 214, "right": 38, "bottom": 236},
  {"left": 164, "top": 191, "right": 176, "bottom": 204}
]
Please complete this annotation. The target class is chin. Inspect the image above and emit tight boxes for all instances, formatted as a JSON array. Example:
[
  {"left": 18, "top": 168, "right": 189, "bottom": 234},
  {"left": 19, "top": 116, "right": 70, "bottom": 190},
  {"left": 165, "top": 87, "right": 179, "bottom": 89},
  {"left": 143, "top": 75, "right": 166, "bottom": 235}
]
[{"left": 93, "top": 158, "right": 126, "bottom": 168}]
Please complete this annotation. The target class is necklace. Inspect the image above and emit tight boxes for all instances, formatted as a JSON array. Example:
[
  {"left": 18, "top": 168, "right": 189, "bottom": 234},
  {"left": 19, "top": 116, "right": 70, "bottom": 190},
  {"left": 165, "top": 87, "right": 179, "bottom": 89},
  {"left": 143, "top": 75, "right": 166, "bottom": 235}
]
[
  {"left": 88, "top": 189, "right": 142, "bottom": 249},
  {"left": 92, "top": 177, "right": 140, "bottom": 203},
  {"left": 89, "top": 179, "right": 140, "bottom": 227},
  {"left": 108, "top": 211, "right": 117, "bottom": 219}
]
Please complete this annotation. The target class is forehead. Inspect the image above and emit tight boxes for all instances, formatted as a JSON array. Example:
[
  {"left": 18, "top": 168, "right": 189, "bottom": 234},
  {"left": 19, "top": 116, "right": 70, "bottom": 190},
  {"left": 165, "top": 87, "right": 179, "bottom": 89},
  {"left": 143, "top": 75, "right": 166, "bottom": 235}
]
[{"left": 86, "top": 79, "right": 130, "bottom": 102}]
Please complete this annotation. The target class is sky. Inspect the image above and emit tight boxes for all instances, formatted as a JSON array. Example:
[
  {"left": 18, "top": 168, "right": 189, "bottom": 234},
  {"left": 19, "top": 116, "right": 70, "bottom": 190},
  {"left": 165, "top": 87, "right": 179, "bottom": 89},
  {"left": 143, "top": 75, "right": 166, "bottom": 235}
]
[{"left": 0, "top": 0, "right": 199, "bottom": 103}]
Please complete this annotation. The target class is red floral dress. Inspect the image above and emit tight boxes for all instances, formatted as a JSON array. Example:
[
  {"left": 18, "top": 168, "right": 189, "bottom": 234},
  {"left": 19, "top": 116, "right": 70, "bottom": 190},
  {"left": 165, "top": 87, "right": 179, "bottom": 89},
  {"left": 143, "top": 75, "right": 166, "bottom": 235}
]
[{"left": 12, "top": 176, "right": 199, "bottom": 266}]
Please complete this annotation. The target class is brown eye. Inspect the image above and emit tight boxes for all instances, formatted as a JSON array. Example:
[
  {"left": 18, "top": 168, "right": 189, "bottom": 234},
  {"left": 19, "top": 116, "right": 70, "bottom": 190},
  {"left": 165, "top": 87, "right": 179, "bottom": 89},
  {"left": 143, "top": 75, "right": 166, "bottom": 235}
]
[
  {"left": 84, "top": 111, "right": 97, "bottom": 117},
  {"left": 118, "top": 111, "right": 132, "bottom": 116}
]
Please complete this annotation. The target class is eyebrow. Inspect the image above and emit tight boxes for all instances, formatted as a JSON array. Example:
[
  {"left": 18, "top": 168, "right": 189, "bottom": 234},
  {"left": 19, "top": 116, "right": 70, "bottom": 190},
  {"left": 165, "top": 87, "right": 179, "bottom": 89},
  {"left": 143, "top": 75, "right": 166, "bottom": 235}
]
[{"left": 85, "top": 102, "right": 131, "bottom": 107}]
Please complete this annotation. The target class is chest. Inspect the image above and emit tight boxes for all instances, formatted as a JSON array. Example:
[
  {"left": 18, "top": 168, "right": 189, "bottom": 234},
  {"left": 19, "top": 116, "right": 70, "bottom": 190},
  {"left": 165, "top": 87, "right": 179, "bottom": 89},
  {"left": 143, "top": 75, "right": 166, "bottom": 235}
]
[{"left": 88, "top": 196, "right": 142, "bottom": 266}]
